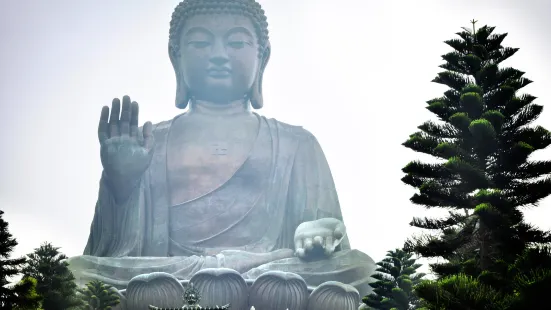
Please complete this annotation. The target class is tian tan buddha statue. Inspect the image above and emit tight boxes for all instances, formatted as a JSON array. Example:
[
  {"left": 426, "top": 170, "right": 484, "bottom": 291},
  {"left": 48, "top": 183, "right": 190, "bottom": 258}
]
[{"left": 68, "top": 0, "right": 375, "bottom": 307}]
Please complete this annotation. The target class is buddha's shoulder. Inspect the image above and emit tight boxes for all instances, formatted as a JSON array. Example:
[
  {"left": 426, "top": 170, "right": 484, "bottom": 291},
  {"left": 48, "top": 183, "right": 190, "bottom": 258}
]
[
  {"left": 147, "top": 115, "right": 318, "bottom": 143},
  {"left": 146, "top": 118, "right": 175, "bottom": 138},
  {"left": 151, "top": 119, "right": 173, "bottom": 131},
  {"left": 261, "top": 116, "right": 317, "bottom": 143}
]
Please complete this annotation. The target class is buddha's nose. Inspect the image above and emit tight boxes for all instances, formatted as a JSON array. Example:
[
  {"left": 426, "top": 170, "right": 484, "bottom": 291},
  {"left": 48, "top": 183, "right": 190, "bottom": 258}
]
[{"left": 209, "top": 40, "right": 229, "bottom": 66}]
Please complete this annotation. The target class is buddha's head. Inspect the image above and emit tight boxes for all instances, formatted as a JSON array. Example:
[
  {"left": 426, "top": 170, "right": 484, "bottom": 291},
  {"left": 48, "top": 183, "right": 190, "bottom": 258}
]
[{"left": 169, "top": 0, "right": 270, "bottom": 109}]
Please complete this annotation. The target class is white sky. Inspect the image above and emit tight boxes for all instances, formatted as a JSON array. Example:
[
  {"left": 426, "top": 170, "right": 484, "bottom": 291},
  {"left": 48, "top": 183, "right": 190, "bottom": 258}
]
[{"left": 1, "top": 0, "right": 550, "bottom": 275}]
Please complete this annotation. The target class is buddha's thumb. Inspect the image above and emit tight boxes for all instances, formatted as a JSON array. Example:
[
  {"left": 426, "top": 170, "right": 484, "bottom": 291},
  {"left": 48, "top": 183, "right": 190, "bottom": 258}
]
[{"left": 334, "top": 225, "right": 346, "bottom": 240}]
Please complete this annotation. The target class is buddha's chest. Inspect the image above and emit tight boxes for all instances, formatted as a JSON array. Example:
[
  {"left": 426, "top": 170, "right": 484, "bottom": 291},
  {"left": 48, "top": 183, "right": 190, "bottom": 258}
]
[{"left": 166, "top": 116, "right": 259, "bottom": 204}]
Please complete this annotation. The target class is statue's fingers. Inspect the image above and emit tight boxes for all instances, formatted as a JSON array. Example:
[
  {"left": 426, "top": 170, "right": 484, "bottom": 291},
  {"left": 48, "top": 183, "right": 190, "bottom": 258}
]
[
  {"left": 332, "top": 237, "right": 342, "bottom": 251},
  {"left": 143, "top": 121, "right": 154, "bottom": 150},
  {"left": 294, "top": 239, "right": 305, "bottom": 257},
  {"left": 109, "top": 98, "right": 121, "bottom": 137},
  {"left": 295, "top": 239, "right": 303, "bottom": 251},
  {"left": 130, "top": 102, "right": 139, "bottom": 138},
  {"left": 333, "top": 223, "right": 346, "bottom": 240},
  {"left": 313, "top": 236, "right": 323, "bottom": 247},
  {"left": 324, "top": 236, "right": 334, "bottom": 255},
  {"left": 119, "top": 96, "right": 131, "bottom": 137},
  {"left": 98, "top": 106, "right": 110, "bottom": 143},
  {"left": 303, "top": 238, "right": 313, "bottom": 251},
  {"left": 324, "top": 236, "right": 333, "bottom": 250}
]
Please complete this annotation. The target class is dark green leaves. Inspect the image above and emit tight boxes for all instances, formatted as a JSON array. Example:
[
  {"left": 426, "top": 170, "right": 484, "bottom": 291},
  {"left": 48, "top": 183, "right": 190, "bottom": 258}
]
[
  {"left": 432, "top": 71, "right": 471, "bottom": 91},
  {"left": 418, "top": 120, "right": 458, "bottom": 138},
  {"left": 426, "top": 99, "right": 451, "bottom": 121},
  {"left": 461, "top": 92, "right": 484, "bottom": 117},
  {"left": 488, "top": 47, "right": 519, "bottom": 64},
  {"left": 362, "top": 249, "right": 425, "bottom": 310},
  {"left": 449, "top": 112, "right": 471, "bottom": 130},
  {"left": 504, "top": 93, "right": 537, "bottom": 117},
  {"left": 469, "top": 119, "right": 496, "bottom": 140},
  {"left": 402, "top": 132, "right": 440, "bottom": 156},
  {"left": 77, "top": 280, "right": 120, "bottom": 310},
  {"left": 481, "top": 110, "right": 505, "bottom": 131},
  {"left": 402, "top": 21, "right": 551, "bottom": 310},
  {"left": 445, "top": 38, "right": 469, "bottom": 54}
]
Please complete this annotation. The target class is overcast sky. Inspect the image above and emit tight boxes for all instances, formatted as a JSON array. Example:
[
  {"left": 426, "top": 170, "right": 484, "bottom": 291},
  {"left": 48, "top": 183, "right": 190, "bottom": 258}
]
[{"left": 1, "top": 0, "right": 550, "bottom": 273}]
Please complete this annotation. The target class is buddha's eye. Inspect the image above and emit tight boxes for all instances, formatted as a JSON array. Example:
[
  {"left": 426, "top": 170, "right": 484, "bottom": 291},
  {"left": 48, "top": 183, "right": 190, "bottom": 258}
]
[
  {"left": 187, "top": 41, "right": 210, "bottom": 48},
  {"left": 228, "top": 41, "right": 247, "bottom": 49}
]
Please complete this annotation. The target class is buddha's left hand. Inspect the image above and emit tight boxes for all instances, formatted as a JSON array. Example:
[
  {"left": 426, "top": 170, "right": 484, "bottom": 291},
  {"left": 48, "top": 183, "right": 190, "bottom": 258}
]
[{"left": 294, "top": 218, "right": 346, "bottom": 259}]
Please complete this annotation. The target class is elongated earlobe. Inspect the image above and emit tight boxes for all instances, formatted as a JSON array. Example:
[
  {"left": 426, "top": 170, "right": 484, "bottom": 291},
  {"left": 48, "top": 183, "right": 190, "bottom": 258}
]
[
  {"left": 250, "top": 43, "right": 271, "bottom": 109},
  {"left": 175, "top": 78, "right": 190, "bottom": 109},
  {"left": 169, "top": 46, "right": 190, "bottom": 109}
]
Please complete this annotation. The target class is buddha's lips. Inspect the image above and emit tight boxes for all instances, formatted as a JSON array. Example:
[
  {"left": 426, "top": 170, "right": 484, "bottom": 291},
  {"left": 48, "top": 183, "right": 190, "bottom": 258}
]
[
  {"left": 207, "top": 66, "right": 231, "bottom": 72},
  {"left": 207, "top": 68, "right": 231, "bottom": 77}
]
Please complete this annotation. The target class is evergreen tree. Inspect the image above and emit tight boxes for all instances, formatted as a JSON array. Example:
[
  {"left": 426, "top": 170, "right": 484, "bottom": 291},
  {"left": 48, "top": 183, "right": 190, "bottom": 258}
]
[
  {"left": 362, "top": 249, "right": 425, "bottom": 310},
  {"left": 0, "top": 210, "right": 38, "bottom": 309},
  {"left": 12, "top": 277, "right": 42, "bottom": 310},
  {"left": 21, "top": 242, "right": 82, "bottom": 310},
  {"left": 77, "top": 280, "right": 120, "bottom": 310},
  {"left": 413, "top": 245, "right": 551, "bottom": 310},
  {"left": 505, "top": 245, "right": 551, "bottom": 309},
  {"left": 401, "top": 20, "right": 551, "bottom": 308}
]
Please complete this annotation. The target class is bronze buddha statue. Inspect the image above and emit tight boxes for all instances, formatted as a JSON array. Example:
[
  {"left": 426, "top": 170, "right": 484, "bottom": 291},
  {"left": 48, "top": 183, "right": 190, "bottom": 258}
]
[{"left": 68, "top": 0, "right": 375, "bottom": 301}]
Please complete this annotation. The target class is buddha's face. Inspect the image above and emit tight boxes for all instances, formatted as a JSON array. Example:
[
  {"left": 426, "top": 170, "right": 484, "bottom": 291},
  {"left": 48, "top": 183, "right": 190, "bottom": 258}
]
[{"left": 178, "top": 14, "right": 261, "bottom": 103}]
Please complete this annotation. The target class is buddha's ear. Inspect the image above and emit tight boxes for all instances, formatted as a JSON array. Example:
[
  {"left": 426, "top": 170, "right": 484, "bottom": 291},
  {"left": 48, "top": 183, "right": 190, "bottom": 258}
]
[
  {"left": 169, "top": 46, "right": 190, "bottom": 109},
  {"left": 250, "top": 43, "right": 271, "bottom": 109}
]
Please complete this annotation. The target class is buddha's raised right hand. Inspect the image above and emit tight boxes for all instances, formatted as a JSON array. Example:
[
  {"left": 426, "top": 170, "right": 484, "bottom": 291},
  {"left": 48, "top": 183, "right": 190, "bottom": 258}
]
[{"left": 98, "top": 95, "right": 154, "bottom": 201}]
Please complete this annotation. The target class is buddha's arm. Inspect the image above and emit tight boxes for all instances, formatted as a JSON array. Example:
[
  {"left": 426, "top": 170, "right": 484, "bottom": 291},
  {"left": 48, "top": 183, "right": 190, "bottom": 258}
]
[
  {"left": 287, "top": 130, "right": 351, "bottom": 251},
  {"left": 83, "top": 172, "right": 146, "bottom": 257}
]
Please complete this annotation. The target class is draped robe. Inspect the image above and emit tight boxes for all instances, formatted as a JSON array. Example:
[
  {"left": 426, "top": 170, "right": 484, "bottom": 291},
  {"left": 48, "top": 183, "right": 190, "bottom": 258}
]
[{"left": 68, "top": 114, "right": 375, "bottom": 295}]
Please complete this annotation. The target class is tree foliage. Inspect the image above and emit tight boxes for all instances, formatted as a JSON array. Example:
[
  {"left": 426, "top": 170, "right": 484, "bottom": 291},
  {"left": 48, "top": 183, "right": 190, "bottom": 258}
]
[
  {"left": 414, "top": 245, "right": 551, "bottom": 309},
  {"left": 21, "top": 242, "right": 82, "bottom": 310},
  {"left": 0, "top": 210, "right": 40, "bottom": 309},
  {"left": 77, "top": 280, "right": 120, "bottom": 310},
  {"left": 402, "top": 20, "right": 551, "bottom": 309},
  {"left": 362, "top": 249, "right": 425, "bottom": 309},
  {"left": 12, "top": 277, "right": 42, "bottom": 310}
]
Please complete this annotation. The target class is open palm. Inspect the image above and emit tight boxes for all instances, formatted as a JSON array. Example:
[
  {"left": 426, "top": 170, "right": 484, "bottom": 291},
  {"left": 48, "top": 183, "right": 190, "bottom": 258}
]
[{"left": 99, "top": 95, "right": 154, "bottom": 190}]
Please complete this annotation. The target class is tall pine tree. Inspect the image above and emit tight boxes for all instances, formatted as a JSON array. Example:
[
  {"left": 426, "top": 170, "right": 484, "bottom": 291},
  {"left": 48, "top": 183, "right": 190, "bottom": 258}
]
[
  {"left": 362, "top": 248, "right": 425, "bottom": 310},
  {"left": 0, "top": 210, "right": 39, "bottom": 309},
  {"left": 21, "top": 242, "right": 82, "bottom": 310},
  {"left": 401, "top": 21, "right": 551, "bottom": 307}
]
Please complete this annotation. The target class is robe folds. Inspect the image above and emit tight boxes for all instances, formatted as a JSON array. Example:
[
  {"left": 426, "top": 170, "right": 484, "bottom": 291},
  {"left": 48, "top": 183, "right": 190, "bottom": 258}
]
[{"left": 68, "top": 114, "right": 375, "bottom": 295}]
